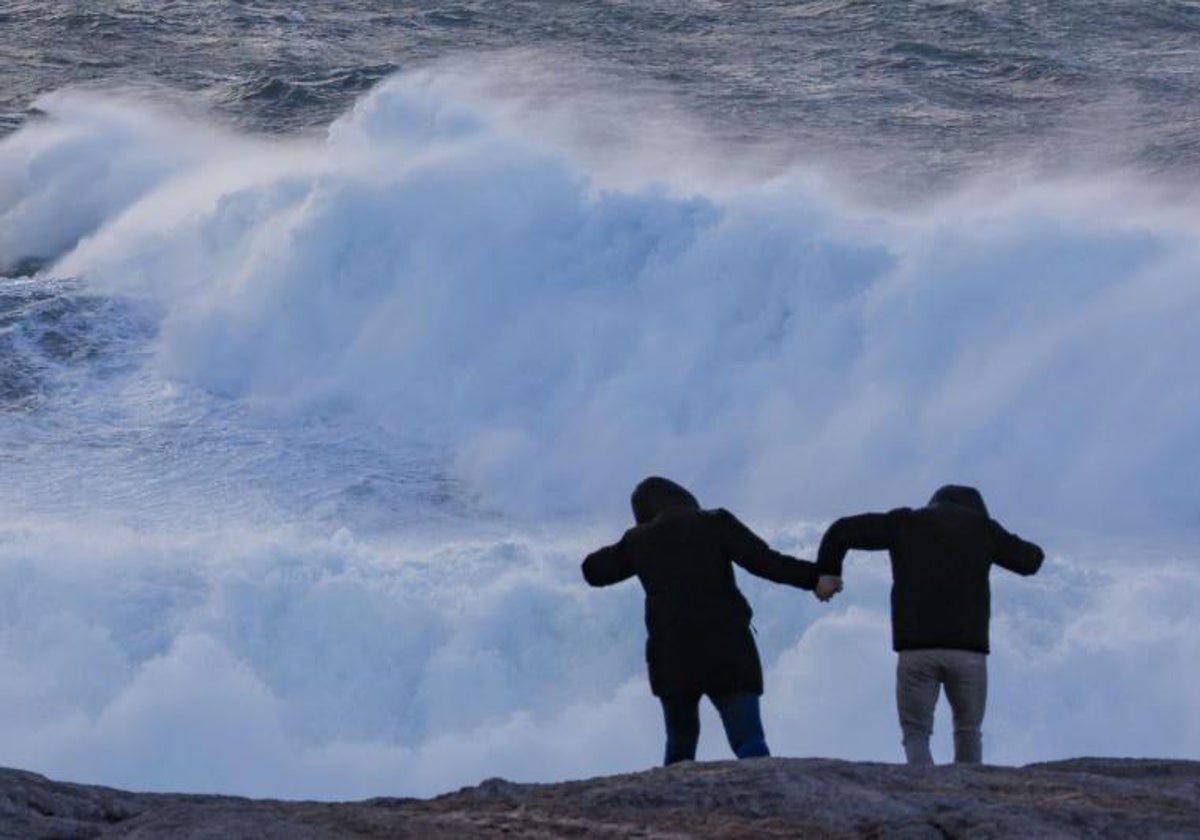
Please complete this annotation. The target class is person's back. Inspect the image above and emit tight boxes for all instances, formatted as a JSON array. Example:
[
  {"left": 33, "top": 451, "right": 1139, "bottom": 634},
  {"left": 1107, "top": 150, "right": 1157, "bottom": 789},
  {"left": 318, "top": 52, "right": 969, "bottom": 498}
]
[
  {"left": 816, "top": 484, "right": 1043, "bottom": 764},
  {"left": 584, "top": 476, "right": 820, "bottom": 764},
  {"left": 601, "top": 505, "right": 791, "bottom": 698}
]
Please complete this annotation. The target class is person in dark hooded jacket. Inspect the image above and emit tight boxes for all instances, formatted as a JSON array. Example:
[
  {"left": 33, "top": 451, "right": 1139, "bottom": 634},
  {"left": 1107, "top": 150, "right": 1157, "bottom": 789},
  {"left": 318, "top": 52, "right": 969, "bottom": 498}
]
[
  {"left": 814, "top": 484, "right": 1044, "bottom": 765},
  {"left": 583, "top": 476, "right": 829, "bottom": 765}
]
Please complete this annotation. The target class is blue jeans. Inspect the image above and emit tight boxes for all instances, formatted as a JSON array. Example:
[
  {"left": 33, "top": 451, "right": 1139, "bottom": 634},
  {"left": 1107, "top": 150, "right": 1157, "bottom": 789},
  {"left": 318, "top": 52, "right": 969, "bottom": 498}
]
[{"left": 660, "top": 692, "right": 770, "bottom": 765}]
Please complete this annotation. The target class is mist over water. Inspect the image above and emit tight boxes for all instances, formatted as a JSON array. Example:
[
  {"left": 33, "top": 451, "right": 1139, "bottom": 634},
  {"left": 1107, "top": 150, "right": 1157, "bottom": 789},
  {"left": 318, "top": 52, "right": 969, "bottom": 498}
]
[
  {"left": 3, "top": 10, "right": 1200, "bottom": 799},
  {"left": 11, "top": 68, "right": 1197, "bottom": 533}
]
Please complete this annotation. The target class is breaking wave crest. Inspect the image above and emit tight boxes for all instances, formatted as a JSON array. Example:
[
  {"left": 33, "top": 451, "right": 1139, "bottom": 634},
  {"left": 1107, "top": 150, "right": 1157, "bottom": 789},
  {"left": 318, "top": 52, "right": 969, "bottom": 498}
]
[
  {"left": 2, "top": 65, "right": 1199, "bottom": 797},
  {"left": 7, "top": 68, "right": 1198, "bottom": 530}
]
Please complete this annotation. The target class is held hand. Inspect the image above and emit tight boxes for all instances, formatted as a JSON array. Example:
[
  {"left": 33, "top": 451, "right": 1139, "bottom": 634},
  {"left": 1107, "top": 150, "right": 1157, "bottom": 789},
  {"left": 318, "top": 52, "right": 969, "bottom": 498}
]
[{"left": 815, "top": 575, "right": 843, "bottom": 602}]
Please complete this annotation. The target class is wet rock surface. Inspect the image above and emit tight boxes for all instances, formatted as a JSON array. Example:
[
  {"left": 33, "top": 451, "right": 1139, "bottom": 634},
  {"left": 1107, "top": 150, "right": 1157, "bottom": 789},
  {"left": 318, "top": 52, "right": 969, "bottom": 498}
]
[{"left": 3, "top": 757, "right": 1200, "bottom": 838}]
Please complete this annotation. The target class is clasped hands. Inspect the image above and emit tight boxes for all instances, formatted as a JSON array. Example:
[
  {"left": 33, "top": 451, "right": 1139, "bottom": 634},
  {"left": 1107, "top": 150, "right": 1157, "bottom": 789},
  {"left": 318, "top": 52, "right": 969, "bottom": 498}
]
[{"left": 815, "top": 574, "right": 843, "bottom": 602}]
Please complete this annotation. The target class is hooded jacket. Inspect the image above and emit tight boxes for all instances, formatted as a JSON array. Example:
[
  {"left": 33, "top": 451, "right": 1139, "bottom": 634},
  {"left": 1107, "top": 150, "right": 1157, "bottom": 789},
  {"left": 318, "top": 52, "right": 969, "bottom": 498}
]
[
  {"left": 583, "top": 477, "right": 818, "bottom": 697},
  {"left": 816, "top": 485, "right": 1043, "bottom": 653}
]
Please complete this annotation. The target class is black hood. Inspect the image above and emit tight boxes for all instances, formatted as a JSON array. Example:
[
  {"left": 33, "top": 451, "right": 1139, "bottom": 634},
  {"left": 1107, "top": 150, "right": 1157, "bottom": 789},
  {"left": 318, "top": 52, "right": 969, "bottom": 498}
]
[
  {"left": 631, "top": 476, "right": 700, "bottom": 525},
  {"left": 928, "top": 484, "right": 989, "bottom": 517}
]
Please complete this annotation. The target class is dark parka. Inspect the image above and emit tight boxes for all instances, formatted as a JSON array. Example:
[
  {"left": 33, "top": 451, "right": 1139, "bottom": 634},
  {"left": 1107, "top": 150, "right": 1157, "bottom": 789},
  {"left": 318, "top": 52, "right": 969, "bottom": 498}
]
[
  {"left": 816, "top": 485, "right": 1044, "bottom": 654},
  {"left": 582, "top": 477, "right": 818, "bottom": 698}
]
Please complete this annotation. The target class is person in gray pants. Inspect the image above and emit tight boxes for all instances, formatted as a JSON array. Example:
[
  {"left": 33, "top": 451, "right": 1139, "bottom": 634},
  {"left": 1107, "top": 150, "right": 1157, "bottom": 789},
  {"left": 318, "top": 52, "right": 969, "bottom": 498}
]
[{"left": 814, "top": 485, "right": 1043, "bottom": 764}]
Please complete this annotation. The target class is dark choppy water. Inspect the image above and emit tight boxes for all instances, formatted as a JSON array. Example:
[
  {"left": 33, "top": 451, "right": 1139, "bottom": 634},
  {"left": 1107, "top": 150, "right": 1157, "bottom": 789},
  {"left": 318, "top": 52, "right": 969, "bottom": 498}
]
[{"left": 4, "top": 1, "right": 1200, "bottom": 190}]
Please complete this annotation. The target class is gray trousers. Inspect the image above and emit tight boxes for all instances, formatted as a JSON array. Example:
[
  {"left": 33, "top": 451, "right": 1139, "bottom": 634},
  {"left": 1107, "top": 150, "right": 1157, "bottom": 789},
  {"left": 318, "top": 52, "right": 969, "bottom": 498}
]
[{"left": 895, "top": 649, "right": 987, "bottom": 765}]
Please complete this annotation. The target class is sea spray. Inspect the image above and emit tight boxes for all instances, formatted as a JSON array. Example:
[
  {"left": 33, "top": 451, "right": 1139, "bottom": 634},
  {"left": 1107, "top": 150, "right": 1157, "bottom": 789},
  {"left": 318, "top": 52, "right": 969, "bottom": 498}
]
[
  {"left": 18, "top": 71, "right": 1199, "bottom": 530},
  {"left": 1, "top": 66, "right": 1199, "bottom": 798}
]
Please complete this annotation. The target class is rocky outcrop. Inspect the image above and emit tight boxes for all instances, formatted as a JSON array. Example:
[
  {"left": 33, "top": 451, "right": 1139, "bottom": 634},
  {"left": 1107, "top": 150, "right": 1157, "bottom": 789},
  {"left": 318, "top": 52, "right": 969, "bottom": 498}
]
[{"left": 3, "top": 757, "right": 1200, "bottom": 838}]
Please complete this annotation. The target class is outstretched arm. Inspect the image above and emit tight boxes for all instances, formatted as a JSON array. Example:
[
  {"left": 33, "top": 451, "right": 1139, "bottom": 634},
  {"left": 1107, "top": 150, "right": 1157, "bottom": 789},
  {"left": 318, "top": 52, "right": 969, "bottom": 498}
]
[
  {"left": 718, "top": 509, "right": 819, "bottom": 590},
  {"left": 990, "top": 522, "right": 1044, "bottom": 576},
  {"left": 816, "top": 512, "right": 897, "bottom": 576},
  {"left": 582, "top": 538, "right": 636, "bottom": 587}
]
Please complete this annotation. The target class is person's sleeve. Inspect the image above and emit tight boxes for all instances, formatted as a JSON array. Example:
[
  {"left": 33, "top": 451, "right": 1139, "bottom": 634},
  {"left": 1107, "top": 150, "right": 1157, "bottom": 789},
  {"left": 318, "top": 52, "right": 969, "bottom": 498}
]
[
  {"left": 990, "top": 521, "right": 1044, "bottom": 576},
  {"left": 581, "top": 536, "right": 636, "bottom": 587},
  {"left": 815, "top": 511, "right": 898, "bottom": 576},
  {"left": 717, "top": 509, "right": 818, "bottom": 590}
]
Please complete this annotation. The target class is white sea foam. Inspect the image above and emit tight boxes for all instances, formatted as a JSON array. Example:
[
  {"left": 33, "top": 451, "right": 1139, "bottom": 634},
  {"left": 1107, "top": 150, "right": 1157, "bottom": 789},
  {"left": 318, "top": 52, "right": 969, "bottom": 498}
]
[
  {"left": 21, "top": 68, "right": 1199, "bottom": 532},
  {"left": 0, "top": 518, "right": 1198, "bottom": 799},
  {"left": 1, "top": 64, "right": 1199, "bottom": 798}
]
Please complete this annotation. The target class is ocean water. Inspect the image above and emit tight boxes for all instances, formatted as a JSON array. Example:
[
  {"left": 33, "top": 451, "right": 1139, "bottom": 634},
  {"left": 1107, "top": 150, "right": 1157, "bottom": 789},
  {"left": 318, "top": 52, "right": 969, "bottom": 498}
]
[{"left": 2, "top": 1, "right": 1200, "bottom": 799}]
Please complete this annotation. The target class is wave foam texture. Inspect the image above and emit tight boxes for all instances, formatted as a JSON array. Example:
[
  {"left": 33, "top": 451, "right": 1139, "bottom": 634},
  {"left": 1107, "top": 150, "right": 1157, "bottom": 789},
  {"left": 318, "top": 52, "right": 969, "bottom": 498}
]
[
  {"left": 3, "top": 67, "right": 1200, "bottom": 797},
  {"left": 1, "top": 519, "right": 1199, "bottom": 799},
  {"left": 4, "top": 68, "right": 1198, "bottom": 529}
]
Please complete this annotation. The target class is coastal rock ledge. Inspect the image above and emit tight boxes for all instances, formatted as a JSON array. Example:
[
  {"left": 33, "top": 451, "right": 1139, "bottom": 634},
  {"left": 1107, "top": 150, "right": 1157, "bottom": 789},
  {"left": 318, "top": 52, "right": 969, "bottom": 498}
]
[{"left": 3, "top": 757, "right": 1200, "bottom": 838}]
